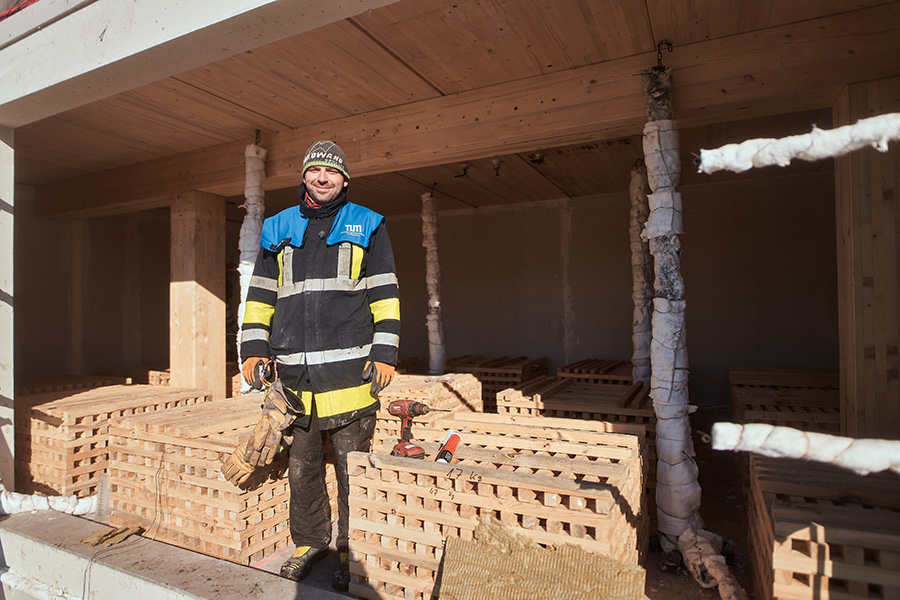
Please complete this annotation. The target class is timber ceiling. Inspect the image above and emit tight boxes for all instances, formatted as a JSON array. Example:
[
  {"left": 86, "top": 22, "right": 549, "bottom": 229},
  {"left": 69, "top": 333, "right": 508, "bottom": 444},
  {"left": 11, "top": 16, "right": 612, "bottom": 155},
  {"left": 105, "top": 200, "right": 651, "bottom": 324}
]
[{"left": 13, "top": 0, "right": 899, "bottom": 219}]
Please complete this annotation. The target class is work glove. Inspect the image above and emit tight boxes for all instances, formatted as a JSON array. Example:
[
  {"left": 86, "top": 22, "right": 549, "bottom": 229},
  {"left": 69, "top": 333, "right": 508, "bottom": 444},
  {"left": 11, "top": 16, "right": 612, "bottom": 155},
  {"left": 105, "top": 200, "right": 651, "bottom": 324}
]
[
  {"left": 363, "top": 361, "right": 395, "bottom": 395},
  {"left": 243, "top": 379, "right": 296, "bottom": 468},
  {"left": 221, "top": 442, "right": 255, "bottom": 486},
  {"left": 241, "top": 357, "right": 267, "bottom": 390}
]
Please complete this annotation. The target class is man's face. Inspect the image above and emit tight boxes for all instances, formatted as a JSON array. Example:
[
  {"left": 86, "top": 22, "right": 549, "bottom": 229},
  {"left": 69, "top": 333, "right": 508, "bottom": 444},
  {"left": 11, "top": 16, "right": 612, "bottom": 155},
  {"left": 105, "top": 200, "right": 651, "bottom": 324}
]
[{"left": 304, "top": 166, "right": 348, "bottom": 204}]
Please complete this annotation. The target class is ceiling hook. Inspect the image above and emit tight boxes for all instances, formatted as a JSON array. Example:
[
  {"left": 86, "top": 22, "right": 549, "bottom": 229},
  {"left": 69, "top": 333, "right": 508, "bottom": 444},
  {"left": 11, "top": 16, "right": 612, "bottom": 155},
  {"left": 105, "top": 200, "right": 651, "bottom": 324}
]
[{"left": 656, "top": 40, "right": 673, "bottom": 69}]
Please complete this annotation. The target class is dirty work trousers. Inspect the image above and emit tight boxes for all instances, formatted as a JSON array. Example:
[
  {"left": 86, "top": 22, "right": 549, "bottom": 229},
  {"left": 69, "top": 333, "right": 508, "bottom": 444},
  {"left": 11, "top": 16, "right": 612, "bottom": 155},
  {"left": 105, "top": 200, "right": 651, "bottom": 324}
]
[{"left": 287, "top": 405, "right": 376, "bottom": 552}]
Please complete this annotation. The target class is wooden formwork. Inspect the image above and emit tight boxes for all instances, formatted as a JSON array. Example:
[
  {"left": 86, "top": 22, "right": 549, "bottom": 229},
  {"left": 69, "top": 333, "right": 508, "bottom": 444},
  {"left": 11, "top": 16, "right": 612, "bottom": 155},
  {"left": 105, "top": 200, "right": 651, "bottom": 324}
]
[
  {"left": 14, "top": 384, "right": 212, "bottom": 498},
  {"left": 445, "top": 355, "right": 547, "bottom": 412},
  {"left": 556, "top": 359, "right": 636, "bottom": 385},
  {"left": 107, "top": 394, "right": 301, "bottom": 565},
  {"left": 349, "top": 414, "right": 646, "bottom": 600},
  {"left": 496, "top": 377, "right": 657, "bottom": 489},
  {"left": 396, "top": 356, "right": 422, "bottom": 374},
  {"left": 747, "top": 456, "right": 900, "bottom": 600},
  {"left": 372, "top": 373, "right": 482, "bottom": 448}
]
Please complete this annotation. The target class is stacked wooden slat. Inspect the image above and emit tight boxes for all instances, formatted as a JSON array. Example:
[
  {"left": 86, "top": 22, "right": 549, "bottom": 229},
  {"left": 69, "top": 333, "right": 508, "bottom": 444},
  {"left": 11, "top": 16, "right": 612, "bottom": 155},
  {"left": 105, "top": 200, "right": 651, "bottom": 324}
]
[
  {"left": 730, "top": 367, "right": 840, "bottom": 433},
  {"left": 107, "top": 394, "right": 297, "bottom": 565},
  {"left": 15, "top": 385, "right": 212, "bottom": 498},
  {"left": 372, "top": 373, "right": 482, "bottom": 448},
  {"left": 17, "top": 374, "right": 132, "bottom": 395},
  {"left": 496, "top": 377, "right": 657, "bottom": 489},
  {"left": 349, "top": 412, "right": 646, "bottom": 600},
  {"left": 747, "top": 456, "right": 900, "bottom": 599},
  {"left": 94, "top": 366, "right": 171, "bottom": 386},
  {"left": 556, "top": 359, "right": 636, "bottom": 385},
  {"left": 445, "top": 355, "right": 547, "bottom": 412}
]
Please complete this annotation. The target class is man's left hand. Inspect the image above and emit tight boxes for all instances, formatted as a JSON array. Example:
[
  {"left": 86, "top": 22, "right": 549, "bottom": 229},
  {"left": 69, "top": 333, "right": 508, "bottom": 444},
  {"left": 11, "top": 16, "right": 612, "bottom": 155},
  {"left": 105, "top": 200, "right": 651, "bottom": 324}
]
[{"left": 363, "top": 361, "right": 395, "bottom": 395}]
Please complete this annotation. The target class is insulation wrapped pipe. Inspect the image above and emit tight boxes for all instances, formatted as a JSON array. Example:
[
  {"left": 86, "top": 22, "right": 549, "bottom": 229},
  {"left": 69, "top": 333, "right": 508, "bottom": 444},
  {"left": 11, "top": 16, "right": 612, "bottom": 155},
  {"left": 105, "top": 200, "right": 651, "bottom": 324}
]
[
  {"left": 712, "top": 422, "right": 900, "bottom": 476},
  {"left": 0, "top": 488, "right": 97, "bottom": 515},
  {"left": 697, "top": 112, "right": 900, "bottom": 174},
  {"left": 421, "top": 192, "right": 446, "bottom": 374},
  {"left": 237, "top": 143, "right": 267, "bottom": 391},
  {"left": 629, "top": 165, "right": 653, "bottom": 384}
]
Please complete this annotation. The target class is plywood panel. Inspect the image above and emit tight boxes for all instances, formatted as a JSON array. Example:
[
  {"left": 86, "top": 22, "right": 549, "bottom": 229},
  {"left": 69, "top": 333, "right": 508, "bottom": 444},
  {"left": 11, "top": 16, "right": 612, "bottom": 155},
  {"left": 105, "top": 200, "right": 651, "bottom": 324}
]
[
  {"left": 355, "top": 0, "right": 654, "bottom": 94},
  {"left": 833, "top": 76, "right": 900, "bottom": 439}
]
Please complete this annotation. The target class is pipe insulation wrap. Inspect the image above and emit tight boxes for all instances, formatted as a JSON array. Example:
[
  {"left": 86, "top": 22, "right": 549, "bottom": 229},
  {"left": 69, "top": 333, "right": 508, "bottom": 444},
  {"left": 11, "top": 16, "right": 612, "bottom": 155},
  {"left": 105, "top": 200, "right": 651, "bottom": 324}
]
[
  {"left": 0, "top": 489, "right": 97, "bottom": 515},
  {"left": 698, "top": 112, "right": 900, "bottom": 174},
  {"left": 712, "top": 422, "right": 900, "bottom": 475}
]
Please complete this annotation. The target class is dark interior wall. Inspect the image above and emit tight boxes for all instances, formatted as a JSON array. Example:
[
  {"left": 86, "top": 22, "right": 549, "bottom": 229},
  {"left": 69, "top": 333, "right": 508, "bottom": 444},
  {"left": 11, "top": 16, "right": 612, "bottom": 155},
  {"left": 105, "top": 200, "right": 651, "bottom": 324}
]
[
  {"left": 15, "top": 201, "right": 172, "bottom": 380},
  {"left": 14, "top": 187, "right": 71, "bottom": 380},
  {"left": 389, "top": 170, "right": 838, "bottom": 415},
  {"left": 16, "top": 170, "right": 838, "bottom": 414}
]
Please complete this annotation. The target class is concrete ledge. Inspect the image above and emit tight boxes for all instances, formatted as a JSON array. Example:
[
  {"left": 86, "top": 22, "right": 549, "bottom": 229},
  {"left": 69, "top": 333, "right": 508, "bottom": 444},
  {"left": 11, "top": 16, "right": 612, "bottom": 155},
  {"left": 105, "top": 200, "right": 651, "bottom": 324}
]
[{"left": 0, "top": 511, "right": 344, "bottom": 599}]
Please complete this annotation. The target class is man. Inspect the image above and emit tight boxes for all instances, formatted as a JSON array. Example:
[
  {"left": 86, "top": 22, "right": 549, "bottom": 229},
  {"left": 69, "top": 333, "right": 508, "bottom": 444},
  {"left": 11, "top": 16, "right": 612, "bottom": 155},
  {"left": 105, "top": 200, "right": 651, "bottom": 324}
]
[{"left": 239, "top": 140, "right": 400, "bottom": 589}]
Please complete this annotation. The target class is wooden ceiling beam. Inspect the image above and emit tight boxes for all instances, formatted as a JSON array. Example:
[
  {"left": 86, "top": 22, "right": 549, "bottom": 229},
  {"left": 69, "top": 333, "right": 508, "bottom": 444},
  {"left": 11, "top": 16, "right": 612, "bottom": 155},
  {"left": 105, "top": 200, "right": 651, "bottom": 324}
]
[{"left": 35, "top": 4, "right": 900, "bottom": 219}]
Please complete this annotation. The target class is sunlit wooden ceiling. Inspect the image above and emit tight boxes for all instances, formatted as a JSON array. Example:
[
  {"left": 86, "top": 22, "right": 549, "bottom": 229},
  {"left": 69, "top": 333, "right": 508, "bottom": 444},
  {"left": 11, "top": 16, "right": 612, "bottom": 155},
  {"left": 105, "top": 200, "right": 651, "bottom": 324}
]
[{"left": 13, "top": 0, "right": 898, "bottom": 218}]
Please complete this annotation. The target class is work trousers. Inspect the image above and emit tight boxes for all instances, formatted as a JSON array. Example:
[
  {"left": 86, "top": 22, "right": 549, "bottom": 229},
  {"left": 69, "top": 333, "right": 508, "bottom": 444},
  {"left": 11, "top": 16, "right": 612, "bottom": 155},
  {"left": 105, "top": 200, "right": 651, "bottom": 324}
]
[{"left": 287, "top": 404, "right": 376, "bottom": 552}]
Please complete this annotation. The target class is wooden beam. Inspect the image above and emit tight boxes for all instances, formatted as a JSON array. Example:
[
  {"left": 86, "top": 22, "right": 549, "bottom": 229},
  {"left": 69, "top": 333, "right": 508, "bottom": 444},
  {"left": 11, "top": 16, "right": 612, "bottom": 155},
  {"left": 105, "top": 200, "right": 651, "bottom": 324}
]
[
  {"left": 0, "top": 0, "right": 400, "bottom": 128},
  {"left": 170, "top": 192, "right": 226, "bottom": 400},
  {"left": 834, "top": 76, "right": 900, "bottom": 440},
  {"left": 35, "top": 4, "right": 900, "bottom": 219}
]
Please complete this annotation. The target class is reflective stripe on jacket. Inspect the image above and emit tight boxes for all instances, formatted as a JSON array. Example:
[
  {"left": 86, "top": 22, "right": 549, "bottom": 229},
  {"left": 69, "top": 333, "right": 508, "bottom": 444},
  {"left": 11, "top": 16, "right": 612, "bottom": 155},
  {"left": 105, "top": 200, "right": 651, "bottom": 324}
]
[{"left": 241, "top": 200, "right": 400, "bottom": 426}]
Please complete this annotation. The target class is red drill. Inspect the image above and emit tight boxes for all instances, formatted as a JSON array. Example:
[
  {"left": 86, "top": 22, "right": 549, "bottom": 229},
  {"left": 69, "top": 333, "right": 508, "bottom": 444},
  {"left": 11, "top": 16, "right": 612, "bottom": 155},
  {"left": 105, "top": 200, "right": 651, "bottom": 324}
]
[{"left": 388, "top": 399, "right": 440, "bottom": 459}]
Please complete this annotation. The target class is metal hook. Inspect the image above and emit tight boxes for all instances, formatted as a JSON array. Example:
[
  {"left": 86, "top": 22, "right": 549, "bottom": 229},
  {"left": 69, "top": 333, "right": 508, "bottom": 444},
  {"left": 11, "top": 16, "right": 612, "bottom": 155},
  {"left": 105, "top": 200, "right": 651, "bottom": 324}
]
[
  {"left": 454, "top": 163, "right": 469, "bottom": 179},
  {"left": 656, "top": 40, "right": 673, "bottom": 69}
]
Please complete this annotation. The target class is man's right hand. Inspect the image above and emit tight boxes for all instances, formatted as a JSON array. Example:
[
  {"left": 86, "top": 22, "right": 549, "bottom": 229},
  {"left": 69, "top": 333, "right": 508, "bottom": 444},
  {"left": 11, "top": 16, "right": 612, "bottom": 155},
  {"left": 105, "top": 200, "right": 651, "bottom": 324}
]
[{"left": 241, "top": 357, "right": 266, "bottom": 390}]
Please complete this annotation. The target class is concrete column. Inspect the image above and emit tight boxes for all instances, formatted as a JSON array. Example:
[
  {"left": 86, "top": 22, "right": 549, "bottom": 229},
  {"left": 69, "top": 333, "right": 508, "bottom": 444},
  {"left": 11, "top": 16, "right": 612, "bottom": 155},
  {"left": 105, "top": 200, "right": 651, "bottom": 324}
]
[
  {"left": 833, "top": 76, "right": 900, "bottom": 439},
  {"left": 170, "top": 192, "right": 226, "bottom": 400},
  {"left": 0, "top": 125, "right": 13, "bottom": 490}
]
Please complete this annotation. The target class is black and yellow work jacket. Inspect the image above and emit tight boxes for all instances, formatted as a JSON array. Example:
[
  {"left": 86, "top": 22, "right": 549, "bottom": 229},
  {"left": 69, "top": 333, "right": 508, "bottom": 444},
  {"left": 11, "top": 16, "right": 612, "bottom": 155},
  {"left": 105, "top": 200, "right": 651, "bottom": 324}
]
[{"left": 240, "top": 188, "right": 400, "bottom": 429}]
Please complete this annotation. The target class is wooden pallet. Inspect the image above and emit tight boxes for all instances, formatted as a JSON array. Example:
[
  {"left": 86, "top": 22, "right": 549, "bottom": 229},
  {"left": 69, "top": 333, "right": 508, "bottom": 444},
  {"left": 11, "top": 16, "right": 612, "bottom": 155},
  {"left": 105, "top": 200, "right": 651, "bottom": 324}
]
[
  {"left": 373, "top": 373, "right": 483, "bottom": 448},
  {"left": 748, "top": 456, "right": 900, "bottom": 600},
  {"left": 729, "top": 367, "right": 839, "bottom": 391},
  {"left": 556, "top": 359, "right": 636, "bottom": 385},
  {"left": 445, "top": 355, "right": 547, "bottom": 412},
  {"left": 349, "top": 415, "right": 646, "bottom": 600},
  {"left": 17, "top": 374, "right": 133, "bottom": 396},
  {"left": 732, "top": 387, "right": 841, "bottom": 433},
  {"left": 496, "top": 377, "right": 657, "bottom": 489},
  {"left": 107, "top": 394, "right": 302, "bottom": 565},
  {"left": 15, "top": 384, "right": 212, "bottom": 498},
  {"left": 95, "top": 366, "right": 171, "bottom": 386}
]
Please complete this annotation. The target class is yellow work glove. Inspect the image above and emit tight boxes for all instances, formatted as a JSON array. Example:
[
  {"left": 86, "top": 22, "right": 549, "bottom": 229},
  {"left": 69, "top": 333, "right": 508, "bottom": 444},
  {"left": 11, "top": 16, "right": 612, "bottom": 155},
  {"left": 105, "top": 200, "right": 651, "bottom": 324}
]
[
  {"left": 243, "top": 379, "right": 296, "bottom": 468},
  {"left": 241, "top": 357, "right": 266, "bottom": 390},
  {"left": 363, "top": 361, "right": 395, "bottom": 395},
  {"left": 221, "top": 442, "right": 255, "bottom": 486}
]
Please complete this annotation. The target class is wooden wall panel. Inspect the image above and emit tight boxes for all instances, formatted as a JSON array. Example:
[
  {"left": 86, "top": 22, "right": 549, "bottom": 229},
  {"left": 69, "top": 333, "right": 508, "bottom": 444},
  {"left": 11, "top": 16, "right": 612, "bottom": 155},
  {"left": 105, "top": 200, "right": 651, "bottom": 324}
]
[
  {"left": 833, "top": 76, "right": 900, "bottom": 439},
  {"left": 170, "top": 192, "right": 226, "bottom": 400}
]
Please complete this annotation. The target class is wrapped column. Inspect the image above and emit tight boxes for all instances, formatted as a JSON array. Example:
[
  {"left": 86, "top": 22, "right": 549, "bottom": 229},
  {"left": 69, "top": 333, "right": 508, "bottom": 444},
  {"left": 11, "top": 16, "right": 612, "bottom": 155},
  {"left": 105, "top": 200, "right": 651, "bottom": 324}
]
[
  {"left": 629, "top": 165, "right": 653, "bottom": 384},
  {"left": 640, "top": 67, "right": 704, "bottom": 549},
  {"left": 422, "top": 192, "right": 446, "bottom": 374},
  {"left": 237, "top": 142, "right": 267, "bottom": 391}
]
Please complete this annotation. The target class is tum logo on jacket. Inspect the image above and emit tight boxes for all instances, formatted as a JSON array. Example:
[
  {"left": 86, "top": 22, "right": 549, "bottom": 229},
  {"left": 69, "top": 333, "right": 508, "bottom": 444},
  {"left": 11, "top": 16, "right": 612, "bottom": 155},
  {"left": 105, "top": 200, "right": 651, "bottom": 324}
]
[{"left": 344, "top": 223, "right": 364, "bottom": 238}]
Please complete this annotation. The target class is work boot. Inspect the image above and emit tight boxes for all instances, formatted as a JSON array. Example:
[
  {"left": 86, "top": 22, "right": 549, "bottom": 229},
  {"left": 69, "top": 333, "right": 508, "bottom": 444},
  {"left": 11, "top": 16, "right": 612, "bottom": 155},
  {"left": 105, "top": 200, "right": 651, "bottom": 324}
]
[
  {"left": 279, "top": 546, "right": 327, "bottom": 581},
  {"left": 332, "top": 551, "right": 351, "bottom": 591}
]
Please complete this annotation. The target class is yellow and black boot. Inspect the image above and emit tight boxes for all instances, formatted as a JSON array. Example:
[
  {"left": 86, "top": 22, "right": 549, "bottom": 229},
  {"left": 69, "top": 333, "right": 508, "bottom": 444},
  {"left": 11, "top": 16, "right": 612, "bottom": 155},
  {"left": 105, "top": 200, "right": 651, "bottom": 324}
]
[
  {"left": 279, "top": 546, "right": 327, "bottom": 581},
  {"left": 332, "top": 551, "right": 351, "bottom": 591}
]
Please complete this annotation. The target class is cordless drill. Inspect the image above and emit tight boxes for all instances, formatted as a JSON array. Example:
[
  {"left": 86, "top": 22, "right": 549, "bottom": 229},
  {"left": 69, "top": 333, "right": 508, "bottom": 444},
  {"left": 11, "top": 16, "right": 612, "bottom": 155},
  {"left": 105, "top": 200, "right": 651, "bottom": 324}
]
[{"left": 388, "top": 399, "right": 440, "bottom": 459}]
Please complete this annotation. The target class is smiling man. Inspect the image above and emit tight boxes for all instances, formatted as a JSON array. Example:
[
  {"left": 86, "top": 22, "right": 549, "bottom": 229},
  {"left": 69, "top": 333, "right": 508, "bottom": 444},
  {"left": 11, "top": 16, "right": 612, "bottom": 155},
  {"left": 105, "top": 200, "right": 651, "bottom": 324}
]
[{"left": 237, "top": 140, "right": 400, "bottom": 590}]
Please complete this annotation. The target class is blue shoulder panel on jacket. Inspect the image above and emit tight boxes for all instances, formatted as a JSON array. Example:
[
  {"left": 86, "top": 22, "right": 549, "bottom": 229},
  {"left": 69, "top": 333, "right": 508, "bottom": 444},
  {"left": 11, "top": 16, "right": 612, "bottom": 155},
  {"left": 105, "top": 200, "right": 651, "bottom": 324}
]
[
  {"left": 259, "top": 206, "right": 309, "bottom": 251},
  {"left": 327, "top": 203, "right": 384, "bottom": 248}
]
